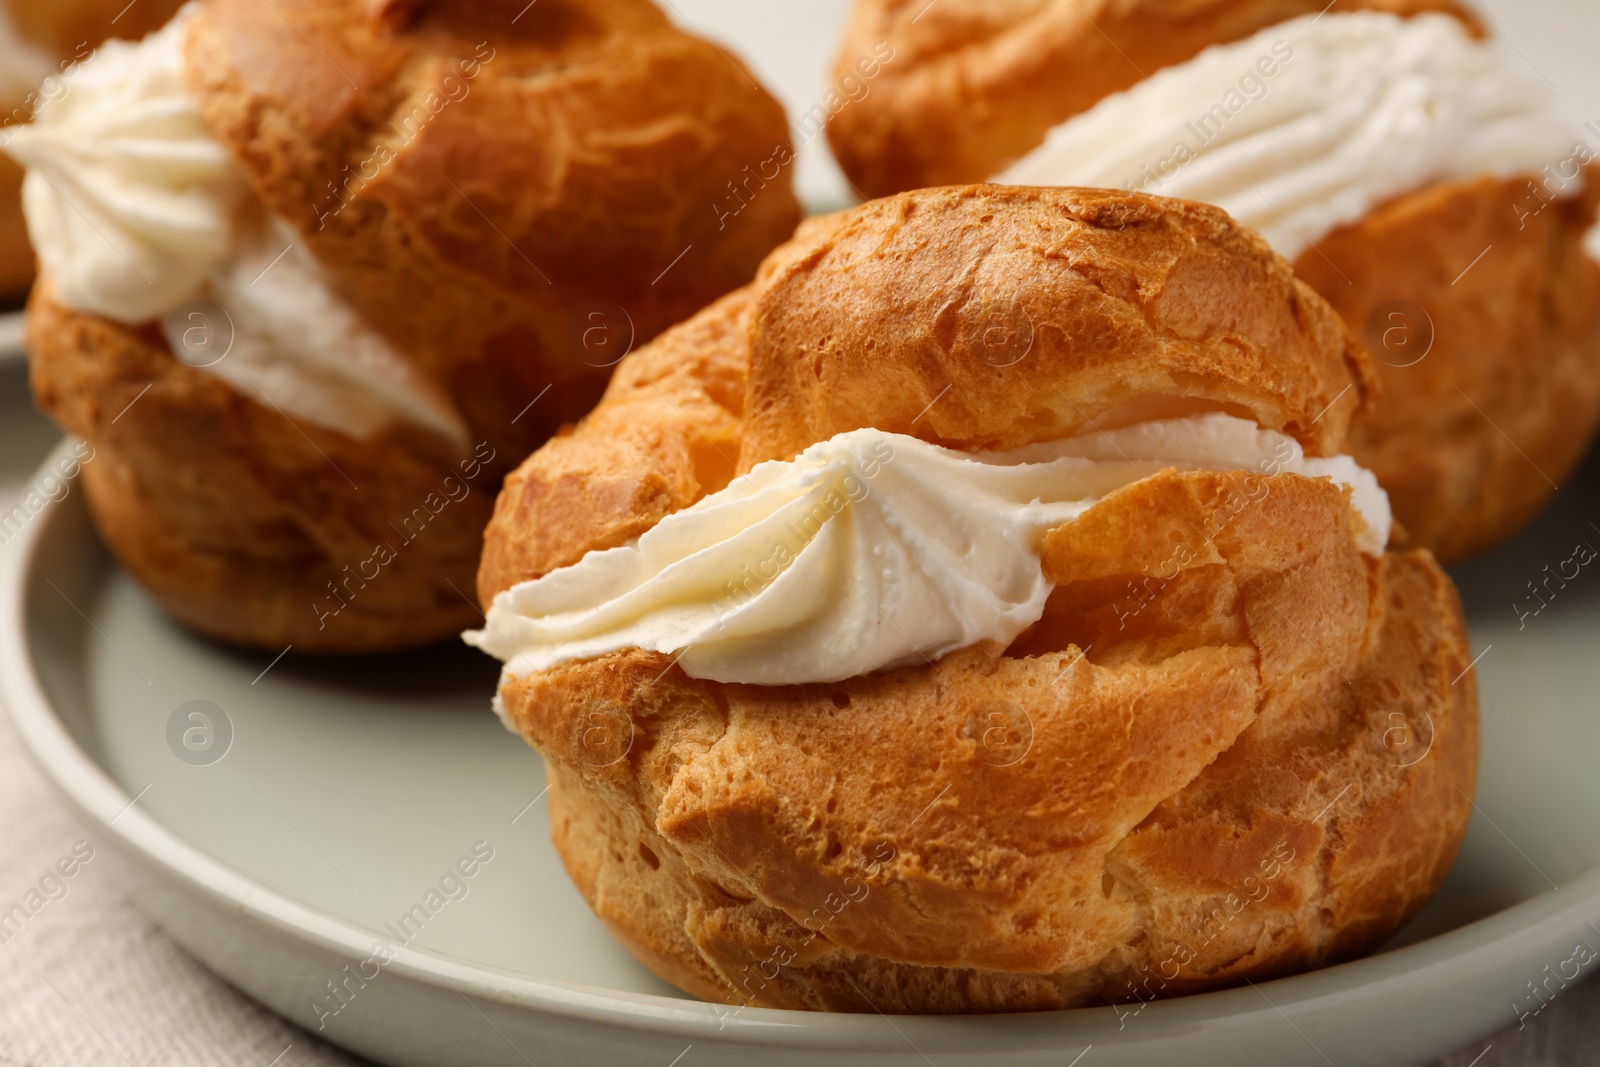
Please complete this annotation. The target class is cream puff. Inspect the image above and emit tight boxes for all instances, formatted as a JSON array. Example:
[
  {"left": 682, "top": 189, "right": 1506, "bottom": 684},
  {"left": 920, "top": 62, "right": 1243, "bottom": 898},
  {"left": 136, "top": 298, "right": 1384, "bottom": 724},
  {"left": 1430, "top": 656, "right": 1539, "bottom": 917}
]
[
  {"left": 467, "top": 186, "right": 1478, "bottom": 1013},
  {"left": 6, "top": 0, "right": 800, "bottom": 651},
  {"left": 827, "top": 0, "right": 1600, "bottom": 562},
  {"left": 0, "top": 0, "right": 184, "bottom": 301}
]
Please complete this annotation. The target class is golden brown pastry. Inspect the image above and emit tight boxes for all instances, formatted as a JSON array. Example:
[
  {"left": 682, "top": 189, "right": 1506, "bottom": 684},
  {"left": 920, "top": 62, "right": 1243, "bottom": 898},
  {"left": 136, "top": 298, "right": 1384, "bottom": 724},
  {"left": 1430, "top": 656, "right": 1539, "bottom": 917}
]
[
  {"left": 827, "top": 0, "right": 1600, "bottom": 562},
  {"left": 470, "top": 186, "right": 1479, "bottom": 1013},
  {"left": 0, "top": 154, "right": 25, "bottom": 300},
  {"left": 10, "top": 0, "right": 799, "bottom": 651},
  {"left": 10, "top": 0, "right": 186, "bottom": 58},
  {"left": 0, "top": 0, "right": 185, "bottom": 302},
  {"left": 1299, "top": 173, "right": 1600, "bottom": 560}
]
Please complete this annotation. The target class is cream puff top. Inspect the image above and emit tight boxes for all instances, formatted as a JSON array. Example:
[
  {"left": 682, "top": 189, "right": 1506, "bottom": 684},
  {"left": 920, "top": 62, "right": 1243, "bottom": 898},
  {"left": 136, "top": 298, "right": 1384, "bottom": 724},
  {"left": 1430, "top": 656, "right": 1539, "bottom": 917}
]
[
  {"left": 466, "top": 414, "right": 1390, "bottom": 687},
  {"left": 2, "top": 5, "right": 468, "bottom": 446},
  {"left": 996, "top": 11, "right": 1581, "bottom": 259}
]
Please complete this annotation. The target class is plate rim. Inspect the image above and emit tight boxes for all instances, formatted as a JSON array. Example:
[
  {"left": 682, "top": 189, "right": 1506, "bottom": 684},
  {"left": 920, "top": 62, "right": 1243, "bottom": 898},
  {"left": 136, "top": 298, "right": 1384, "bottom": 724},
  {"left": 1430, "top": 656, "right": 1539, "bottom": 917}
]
[
  {"left": 0, "top": 310, "right": 24, "bottom": 364},
  {"left": 4, "top": 439, "right": 1598, "bottom": 1056}
]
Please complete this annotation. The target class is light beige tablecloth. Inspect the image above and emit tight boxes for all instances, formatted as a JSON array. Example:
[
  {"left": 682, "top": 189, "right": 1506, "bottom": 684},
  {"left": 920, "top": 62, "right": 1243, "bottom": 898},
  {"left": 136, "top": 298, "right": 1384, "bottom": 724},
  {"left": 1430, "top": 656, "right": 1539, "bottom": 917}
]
[{"left": 0, "top": 707, "right": 363, "bottom": 1067}]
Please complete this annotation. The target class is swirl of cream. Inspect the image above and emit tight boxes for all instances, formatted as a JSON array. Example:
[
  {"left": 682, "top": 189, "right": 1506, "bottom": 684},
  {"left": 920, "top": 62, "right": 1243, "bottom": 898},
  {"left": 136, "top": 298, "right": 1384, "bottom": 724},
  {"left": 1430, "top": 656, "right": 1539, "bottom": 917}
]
[
  {"left": 3, "top": 6, "right": 242, "bottom": 322},
  {"left": 183, "top": 218, "right": 471, "bottom": 446},
  {"left": 467, "top": 414, "right": 1390, "bottom": 687},
  {"left": 996, "top": 12, "right": 1579, "bottom": 259}
]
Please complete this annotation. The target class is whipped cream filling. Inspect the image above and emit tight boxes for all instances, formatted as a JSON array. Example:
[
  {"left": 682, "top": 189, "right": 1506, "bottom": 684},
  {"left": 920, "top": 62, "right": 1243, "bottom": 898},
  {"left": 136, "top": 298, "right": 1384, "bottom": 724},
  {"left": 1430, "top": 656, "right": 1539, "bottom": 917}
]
[
  {"left": 995, "top": 12, "right": 1581, "bottom": 259},
  {"left": 179, "top": 218, "right": 469, "bottom": 443},
  {"left": 2, "top": 5, "right": 467, "bottom": 446},
  {"left": 7, "top": 9, "right": 239, "bottom": 318},
  {"left": 466, "top": 414, "right": 1391, "bottom": 689}
]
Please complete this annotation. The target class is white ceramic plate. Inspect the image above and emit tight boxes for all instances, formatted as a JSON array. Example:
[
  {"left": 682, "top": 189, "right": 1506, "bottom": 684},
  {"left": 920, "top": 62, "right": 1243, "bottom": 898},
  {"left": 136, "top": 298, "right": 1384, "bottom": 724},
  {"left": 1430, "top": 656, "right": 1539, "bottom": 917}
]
[
  {"left": 4, "top": 419, "right": 1600, "bottom": 1066},
  {"left": 0, "top": 320, "right": 55, "bottom": 507}
]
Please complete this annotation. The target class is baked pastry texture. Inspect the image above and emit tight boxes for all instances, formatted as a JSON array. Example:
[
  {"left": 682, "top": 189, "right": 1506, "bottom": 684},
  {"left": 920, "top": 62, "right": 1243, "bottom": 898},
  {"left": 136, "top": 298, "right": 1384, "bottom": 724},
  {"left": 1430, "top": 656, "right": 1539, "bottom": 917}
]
[
  {"left": 475, "top": 186, "right": 1479, "bottom": 1013},
  {"left": 1299, "top": 173, "right": 1600, "bottom": 561},
  {"left": 826, "top": 0, "right": 1600, "bottom": 562},
  {"left": 17, "top": 0, "right": 799, "bottom": 651},
  {"left": 0, "top": 0, "right": 185, "bottom": 301}
]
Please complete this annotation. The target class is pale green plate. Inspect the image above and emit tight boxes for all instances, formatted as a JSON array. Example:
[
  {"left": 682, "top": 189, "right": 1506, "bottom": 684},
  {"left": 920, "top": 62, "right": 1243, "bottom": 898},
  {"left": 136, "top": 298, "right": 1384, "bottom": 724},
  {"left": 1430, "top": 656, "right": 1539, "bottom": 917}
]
[{"left": 4, "top": 394, "right": 1600, "bottom": 1064}]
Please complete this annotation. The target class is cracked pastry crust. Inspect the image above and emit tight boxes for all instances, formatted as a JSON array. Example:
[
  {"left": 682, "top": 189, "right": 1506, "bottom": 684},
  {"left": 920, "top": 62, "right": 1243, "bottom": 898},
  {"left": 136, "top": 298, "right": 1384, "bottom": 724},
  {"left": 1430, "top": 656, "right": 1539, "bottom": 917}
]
[
  {"left": 26, "top": 0, "right": 799, "bottom": 651},
  {"left": 182, "top": 0, "right": 800, "bottom": 452},
  {"left": 825, "top": 0, "right": 1599, "bottom": 563},
  {"left": 479, "top": 186, "right": 1478, "bottom": 1013},
  {"left": 1300, "top": 172, "right": 1600, "bottom": 562},
  {"left": 29, "top": 279, "right": 495, "bottom": 651}
]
